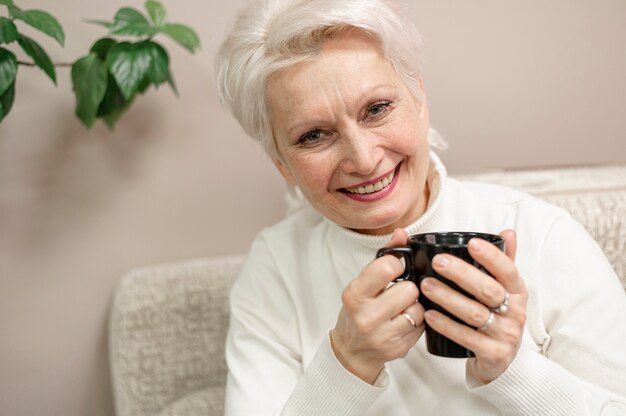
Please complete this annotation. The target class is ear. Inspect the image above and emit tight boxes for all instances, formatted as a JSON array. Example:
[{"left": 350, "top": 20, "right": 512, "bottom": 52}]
[{"left": 272, "top": 157, "right": 297, "bottom": 187}]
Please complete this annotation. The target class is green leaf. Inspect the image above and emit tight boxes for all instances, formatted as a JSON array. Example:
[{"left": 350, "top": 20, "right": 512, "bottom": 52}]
[
  {"left": 0, "top": 17, "right": 19, "bottom": 44},
  {"left": 167, "top": 74, "right": 178, "bottom": 96},
  {"left": 109, "top": 7, "right": 152, "bottom": 37},
  {"left": 90, "top": 37, "right": 117, "bottom": 60},
  {"left": 0, "top": 47, "right": 17, "bottom": 96},
  {"left": 144, "top": 40, "right": 169, "bottom": 86},
  {"left": 17, "top": 35, "right": 56, "bottom": 84},
  {"left": 11, "top": 8, "right": 65, "bottom": 46},
  {"left": 145, "top": 0, "right": 166, "bottom": 27},
  {"left": 0, "top": 0, "right": 15, "bottom": 6},
  {"left": 97, "top": 74, "right": 134, "bottom": 128},
  {"left": 160, "top": 23, "right": 200, "bottom": 53},
  {"left": 137, "top": 76, "right": 151, "bottom": 94},
  {"left": 0, "top": 80, "right": 15, "bottom": 122},
  {"left": 106, "top": 41, "right": 152, "bottom": 100},
  {"left": 71, "top": 53, "right": 108, "bottom": 128},
  {"left": 85, "top": 19, "right": 112, "bottom": 30}
]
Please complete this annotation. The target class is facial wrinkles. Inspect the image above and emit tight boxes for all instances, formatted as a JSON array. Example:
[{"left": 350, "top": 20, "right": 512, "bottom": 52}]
[
  {"left": 288, "top": 79, "right": 354, "bottom": 144},
  {"left": 299, "top": 76, "right": 382, "bottom": 185},
  {"left": 291, "top": 89, "right": 392, "bottom": 191},
  {"left": 265, "top": 32, "right": 434, "bottom": 235},
  {"left": 283, "top": 44, "right": 386, "bottom": 139}
]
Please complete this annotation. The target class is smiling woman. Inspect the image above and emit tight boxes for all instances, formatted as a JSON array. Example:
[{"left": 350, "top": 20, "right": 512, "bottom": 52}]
[
  {"left": 214, "top": 0, "right": 626, "bottom": 415},
  {"left": 268, "top": 31, "right": 431, "bottom": 235}
]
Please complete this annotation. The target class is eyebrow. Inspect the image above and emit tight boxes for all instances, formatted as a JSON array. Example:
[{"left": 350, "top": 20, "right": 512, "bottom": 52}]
[{"left": 284, "top": 83, "right": 398, "bottom": 135}]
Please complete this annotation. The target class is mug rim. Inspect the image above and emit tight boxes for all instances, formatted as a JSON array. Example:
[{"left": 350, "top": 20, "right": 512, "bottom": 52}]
[{"left": 409, "top": 231, "right": 504, "bottom": 248}]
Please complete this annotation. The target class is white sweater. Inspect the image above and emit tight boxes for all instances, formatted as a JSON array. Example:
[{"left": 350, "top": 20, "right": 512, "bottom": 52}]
[{"left": 225, "top": 153, "right": 626, "bottom": 415}]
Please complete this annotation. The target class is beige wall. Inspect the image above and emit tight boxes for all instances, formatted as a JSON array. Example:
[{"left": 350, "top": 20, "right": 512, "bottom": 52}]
[{"left": 0, "top": 1, "right": 624, "bottom": 414}]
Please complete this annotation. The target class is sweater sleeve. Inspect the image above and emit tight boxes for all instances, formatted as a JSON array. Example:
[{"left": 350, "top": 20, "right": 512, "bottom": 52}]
[
  {"left": 224, "top": 236, "right": 387, "bottom": 416},
  {"left": 468, "top": 213, "right": 626, "bottom": 415},
  {"left": 280, "top": 334, "right": 388, "bottom": 415}
]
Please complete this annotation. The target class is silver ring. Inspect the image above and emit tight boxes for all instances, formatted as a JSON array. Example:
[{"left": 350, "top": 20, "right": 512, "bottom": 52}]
[
  {"left": 493, "top": 291, "right": 510, "bottom": 314},
  {"left": 400, "top": 312, "right": 417, "bottom": 328},
  {"left": 479, "top": 310, "right": 495, "bottom": 331}
]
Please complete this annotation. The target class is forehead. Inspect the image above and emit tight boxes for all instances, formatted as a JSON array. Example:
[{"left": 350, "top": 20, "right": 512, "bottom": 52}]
[{"left": 267, "top": 33, "right": 402, "bottom": 121}]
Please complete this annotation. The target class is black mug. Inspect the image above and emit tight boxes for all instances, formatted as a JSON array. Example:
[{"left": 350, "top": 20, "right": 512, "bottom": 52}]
[{"left": 376, "top": 231, "right": 505, "bottom": 358}]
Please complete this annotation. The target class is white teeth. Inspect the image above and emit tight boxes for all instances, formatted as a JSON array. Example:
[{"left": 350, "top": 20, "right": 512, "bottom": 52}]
[{"left": 346, "top": 169, "right": 395, "bottom": 194}]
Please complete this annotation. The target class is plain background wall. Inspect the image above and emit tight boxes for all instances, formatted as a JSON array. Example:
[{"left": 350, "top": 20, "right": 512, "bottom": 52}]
[{"left": 0, "top": 0, "right": 624, "bottom": 414}]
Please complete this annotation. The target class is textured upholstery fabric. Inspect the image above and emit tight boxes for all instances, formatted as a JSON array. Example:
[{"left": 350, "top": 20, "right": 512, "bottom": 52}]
[
  {"left": 457, "top": 163, "right": 626, "bottom": 282},
  {"left": 109, "top": 163, "right": 626, "bottom": 416},
  {"left": 110, "top": 256, "right": 243, "bottom": 416}
]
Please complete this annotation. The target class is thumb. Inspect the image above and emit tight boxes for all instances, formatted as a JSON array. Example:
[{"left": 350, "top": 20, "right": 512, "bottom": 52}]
[
  {"left": 385, "top": 228, "right": 409, "bottom": 248},
  {"left": 499, "top": 229, "right": 517, "bottom": 262}
]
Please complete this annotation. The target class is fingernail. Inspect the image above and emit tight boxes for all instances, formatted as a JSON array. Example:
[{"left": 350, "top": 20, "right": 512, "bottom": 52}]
[
  {"left": 434, "top": 255, "right": 449, "bottom": 268},
  {"left": 469, "top": 238, "right": 483, "bottom": 252},
  {"left": 424, "top": 310, "right": 438, "bottom": 323},
  {"left": 421, "top": 278, "right": 432, "bottom": 291}
]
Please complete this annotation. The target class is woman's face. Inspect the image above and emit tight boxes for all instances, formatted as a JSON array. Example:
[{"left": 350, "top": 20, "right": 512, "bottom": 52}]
[{"left": 268, "top": 32, "right": 431, "bottom": 235}]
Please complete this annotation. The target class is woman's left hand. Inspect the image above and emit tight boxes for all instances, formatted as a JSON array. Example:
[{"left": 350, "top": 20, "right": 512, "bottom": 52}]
[{"left": 420, "top": 229, "right": 528, "bottom": 384}]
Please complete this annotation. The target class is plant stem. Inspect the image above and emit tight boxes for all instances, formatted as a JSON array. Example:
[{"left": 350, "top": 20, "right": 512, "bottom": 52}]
[{"left": 17, "top": 61, "right": 73, "bottom": 67}]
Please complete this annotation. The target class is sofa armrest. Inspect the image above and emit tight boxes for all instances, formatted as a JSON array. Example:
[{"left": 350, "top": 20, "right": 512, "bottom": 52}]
[{"left": 109, "top": 255, "right": 244, "bottom": 416}]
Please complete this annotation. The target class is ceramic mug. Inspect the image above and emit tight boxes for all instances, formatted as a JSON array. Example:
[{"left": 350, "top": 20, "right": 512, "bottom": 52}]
[{"left": 376, "top": 231, "right": 505, "bottom": 358}]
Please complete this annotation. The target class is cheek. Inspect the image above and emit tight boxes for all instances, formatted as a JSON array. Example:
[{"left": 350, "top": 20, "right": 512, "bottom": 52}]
[
  {"left": 289, "top": 157, "right": 336, "bottom": 195},
  {"left": 390, "top": 123, "right": 426, "bottom": 156}
]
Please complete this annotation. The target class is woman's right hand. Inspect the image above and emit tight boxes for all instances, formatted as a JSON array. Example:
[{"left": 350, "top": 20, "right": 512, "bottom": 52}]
[{"left": 330, "top": 228, "right": 425, "bottom": 384}]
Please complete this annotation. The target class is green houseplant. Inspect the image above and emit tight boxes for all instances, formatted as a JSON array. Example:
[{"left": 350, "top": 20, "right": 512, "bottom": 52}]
[{"left": 0, "top": 0, "right": 199, "bottom": 127}]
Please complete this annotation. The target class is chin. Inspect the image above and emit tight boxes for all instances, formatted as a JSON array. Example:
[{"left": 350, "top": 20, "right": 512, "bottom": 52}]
[{"left": 347, "top": 212, "right": 405, "bottom": 235}]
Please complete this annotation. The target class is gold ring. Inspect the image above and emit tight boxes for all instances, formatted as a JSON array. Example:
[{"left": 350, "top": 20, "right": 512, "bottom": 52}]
[{"left": 401, "top": 312, "right": 417, "bottom": 328}]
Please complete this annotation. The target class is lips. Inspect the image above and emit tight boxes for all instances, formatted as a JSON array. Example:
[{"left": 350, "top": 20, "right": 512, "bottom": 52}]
[
  {"left": 344, "top": 170, "right": 395, "bottom": 195},
  {"left": 341, "top": 164, "right": 399, "bottom": 195}
]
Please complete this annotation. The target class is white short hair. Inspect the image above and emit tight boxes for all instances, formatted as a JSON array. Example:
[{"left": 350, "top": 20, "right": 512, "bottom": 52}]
[{"left": 215, "top": 0, "right": 446, "bottom": 156}]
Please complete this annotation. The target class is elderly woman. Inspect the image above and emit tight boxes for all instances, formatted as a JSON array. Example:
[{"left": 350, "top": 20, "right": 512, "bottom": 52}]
[{"left": 214, "top": 0, "right": 626, "bottom": 414}]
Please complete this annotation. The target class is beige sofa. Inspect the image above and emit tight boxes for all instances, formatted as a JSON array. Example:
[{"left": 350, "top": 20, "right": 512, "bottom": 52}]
[{"left": 109, "top": 163, "right": 626, "bottom": 416}]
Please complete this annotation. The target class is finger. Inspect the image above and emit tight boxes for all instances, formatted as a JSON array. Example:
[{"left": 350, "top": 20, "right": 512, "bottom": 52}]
[
  {"left": 392, "top": 304, "right": 426, "bottom": 335},
  {"left": 420, "top": 277, "right": 493, "bottom": 328},
  {"left": 385, "top": 228, "right": 409, "bottom": 248},
  {"left": 388, "top": 316, "right": 424, "bottom": 353},
  {"left": 403, "top": 301, "right": 425, "bottom": 325},
  {"left": 430, "top": 253, "right": 505, "bottom": 308},
  {"left": 467, "top": 237, "right": 525, "bottom": 294},
  {"left": 359, "top": 228, "right": 409, "bottom": 296},
  {"left": 376, "top": 280, "right": 420, "bottom": 320},
  {"left": 348, "top": 254, "right": 406, "bottom": 299},
  {"left": 424, "top": 309, "right": 498, "bottom": 355},
  {"left": 397, "top": 311, "right": 417, "bottom": 330},
  {"left": 499, "top": 229, "right": 517, "bottom": 262}
]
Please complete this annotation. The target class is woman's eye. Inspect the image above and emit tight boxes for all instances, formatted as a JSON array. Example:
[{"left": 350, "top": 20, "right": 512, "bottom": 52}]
[
  {"left": 366, "top": 101, "right": 392, "bottom": 118},
  {"left": 297, "top": 129, "right": 327, "bottom": 146}
]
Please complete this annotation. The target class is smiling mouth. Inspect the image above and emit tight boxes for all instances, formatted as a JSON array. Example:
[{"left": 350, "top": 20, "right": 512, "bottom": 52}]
[{"left": 342, "top": 165, "right": 398, "bottom": 195}]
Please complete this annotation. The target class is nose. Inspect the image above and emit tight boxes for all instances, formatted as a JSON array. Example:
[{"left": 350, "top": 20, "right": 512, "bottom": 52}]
[{"left": 338, "top": 127, "right": 383, "bottom": 175}]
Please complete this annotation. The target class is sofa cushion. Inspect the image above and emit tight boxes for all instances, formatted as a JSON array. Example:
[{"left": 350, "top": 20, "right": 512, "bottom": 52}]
[{"left": 157, "top": 386, "right": 225, "bottom": 416}]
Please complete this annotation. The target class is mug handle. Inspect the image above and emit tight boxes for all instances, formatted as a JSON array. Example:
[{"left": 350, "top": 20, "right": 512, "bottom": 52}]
[{"left": 375, "top": 246, "right": 414, "bottom": 282}]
